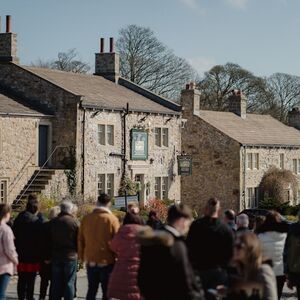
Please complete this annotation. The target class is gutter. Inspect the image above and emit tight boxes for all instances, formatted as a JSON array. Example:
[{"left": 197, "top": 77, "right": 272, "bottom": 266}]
[{"left": 0, "top": 112, "right": 54, "bottom": 118}]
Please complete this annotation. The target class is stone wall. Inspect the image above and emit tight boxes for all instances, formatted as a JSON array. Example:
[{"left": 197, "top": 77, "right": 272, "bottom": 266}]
[
  {"left": 42, "top": 170, "right": 69, "bottom": 200},
  {"left": 241, "top": 147, "right": 300, "bottom": 206},
  {"left": 0, "top": 115, "right": 42, "bottom": 203},
  {"left": 0, "top": 63, "right": 79, "bottom": 170},
  {"left": 83, "top": 110, "right": 181, "bottom": 204}
]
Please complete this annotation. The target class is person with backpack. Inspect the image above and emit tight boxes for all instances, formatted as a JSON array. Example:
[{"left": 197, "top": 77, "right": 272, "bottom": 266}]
[{"left": 284, "top": 209, "right": 300, "bottom": 300}]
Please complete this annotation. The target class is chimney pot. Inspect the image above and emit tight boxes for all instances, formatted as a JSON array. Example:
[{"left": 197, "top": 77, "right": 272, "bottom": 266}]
[
  {"left": 100, "top": 38, "right": 104, "bottom": 53},
  {"left": 109, "top": 37, "right": 114, "bottom": 53},
  {"left": 6, "top": 15, "right": 11, "bottom": 33}
]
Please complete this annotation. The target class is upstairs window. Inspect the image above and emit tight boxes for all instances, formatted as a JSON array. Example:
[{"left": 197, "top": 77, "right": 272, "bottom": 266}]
[
  {"left": 247, "top": 153, "right": 259, "bottom": 170},
  {"left": 97, "top": 174, "right": 114, "bottom": 198},
  {"left": 155, "top": 177, "right": 169, "bottom": 199},
  {"left": 293, "top": 159, "right": 300, "bottom": 174},
  {"left": 155, "top": 128, "right": 169, "bottom": 147},
  {"left": 98, "top": 124, "right": 114, "bottom": 146},
  {"left": 0, "top": 180, "right": 7, "bottom": 203},
  {"left": 280, "top": 154, "right": 284, "bottom": 169}
]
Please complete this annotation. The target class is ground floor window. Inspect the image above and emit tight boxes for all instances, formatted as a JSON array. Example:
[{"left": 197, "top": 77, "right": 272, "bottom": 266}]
[
  {"left": 155, "top": 177, "right": 169, "bottom": 200},
  {"left": 97, "top": 174, "right": 114, "bottom": 198},
  {"left": 0, "top": 180, "right": 7, "bottom": 203},
  {"left": 247, "top": 187, "right": 259, "bottom": 208}
]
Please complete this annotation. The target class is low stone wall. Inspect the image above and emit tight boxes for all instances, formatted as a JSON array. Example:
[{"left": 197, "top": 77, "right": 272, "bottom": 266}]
[{"left": 42, "top": 170, "right": 69, "bottom": 200}]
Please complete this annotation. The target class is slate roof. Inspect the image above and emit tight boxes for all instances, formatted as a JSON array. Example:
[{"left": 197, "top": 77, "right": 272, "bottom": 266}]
[
  {"left": 24, "top": 67, "right": 181, "bottom": 115},
  {"left": 0, "top": 91, "right": 48, "bottom": 117},
  {"left": 198, "top": 110, "right": 300, "bottom": 147}
]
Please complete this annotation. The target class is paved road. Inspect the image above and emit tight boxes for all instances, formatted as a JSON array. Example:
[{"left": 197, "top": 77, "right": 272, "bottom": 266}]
[{"left": 6, "top": 271, "right": 298, "bottom": 299}]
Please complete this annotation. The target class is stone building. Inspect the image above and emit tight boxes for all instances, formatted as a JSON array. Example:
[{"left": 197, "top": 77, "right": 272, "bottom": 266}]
[
  {"left": 181, "top": 84, "right": 300, "bottom": 213},
  {"left": 0, "top": 16, "right": 182, "bottom": 204}
]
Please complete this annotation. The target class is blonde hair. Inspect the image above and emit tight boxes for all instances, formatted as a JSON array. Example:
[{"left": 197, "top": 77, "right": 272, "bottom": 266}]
[
  {"left": 236, "top": 232, "right": 263, "bottom": 280},
  {"left": 49, "top": 206, "right": 61, "bottom": 220}
]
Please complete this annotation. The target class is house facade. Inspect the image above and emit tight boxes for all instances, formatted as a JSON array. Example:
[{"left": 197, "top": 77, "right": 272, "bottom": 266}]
[
  {"left": 181, "top": 84, "right": 300, "bottom": 213},
  {"left": 0, "top": 16, "right": 182, "bottom": 204}
]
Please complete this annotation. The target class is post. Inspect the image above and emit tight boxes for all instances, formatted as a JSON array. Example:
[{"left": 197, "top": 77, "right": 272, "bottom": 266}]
[{"left": 122, "top": 103, "right": 129, "bottom": 211}]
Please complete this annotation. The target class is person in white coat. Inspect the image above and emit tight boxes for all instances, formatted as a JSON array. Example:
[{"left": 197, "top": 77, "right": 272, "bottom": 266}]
[{"left": 257, "top": 211, "right": 288, "bottom": 299}]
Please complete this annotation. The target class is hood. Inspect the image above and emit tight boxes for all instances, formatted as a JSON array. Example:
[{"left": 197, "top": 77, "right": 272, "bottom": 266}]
[
  {"left": 138, "top": 226, "right": 174, "bottom": 247},
  {"left": 93, "top": 207, "right": 112, "bottom": 214},
  {"left": 119, "top": 224, "right": 143, "bottom": 240}
]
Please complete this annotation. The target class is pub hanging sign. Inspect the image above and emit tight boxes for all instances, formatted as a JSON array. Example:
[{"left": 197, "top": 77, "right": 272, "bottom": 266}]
[
  {"left": 177, "top": 155, "right": 192, "bottom": 175},
  {"left": 131, "top": 129, "right": 148, "bottom": 160}
]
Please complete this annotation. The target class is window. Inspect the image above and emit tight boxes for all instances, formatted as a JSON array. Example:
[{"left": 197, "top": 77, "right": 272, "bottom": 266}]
[
  {"left": 247, "top": 153, "right": 259, "bottom": 170},
  {"left": 280, "top": 154, "right": 284, "bottom": 169},
  {"left": 0, "top": 180, "right": 7, "bottom": 203},
  {"left": 155, "top": 176, "right": 169, "bottom": 199},
  {"left": 97, "top": 174, "right": 114, "bottom": 198},
  {"left": 155, "top": 127, "right": 169, "bottom": 147},
  {"left": 247, "top": 187, "right": 259, "bottom": 208},
  {"left": 98, "top": 124, "right": 114, "bottom": 146},
  {"left": 292, "top": 159, "right": 300, "bottom": 174}
]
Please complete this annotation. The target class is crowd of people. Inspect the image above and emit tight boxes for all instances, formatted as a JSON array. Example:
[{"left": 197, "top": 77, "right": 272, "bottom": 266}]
[{"left": 0, "top": 194, "right": 299, "bottom": 299}]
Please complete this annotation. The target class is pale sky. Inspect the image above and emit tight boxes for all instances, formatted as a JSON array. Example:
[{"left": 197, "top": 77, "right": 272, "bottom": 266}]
[{"left": 1, "top": 0, "right": 299, "bottom": 77}]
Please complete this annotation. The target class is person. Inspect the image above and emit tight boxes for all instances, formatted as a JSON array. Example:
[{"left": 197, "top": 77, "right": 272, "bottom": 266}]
[
  {"left": 253, "top": 215, "right": 266, "bottom": 234},
  {"left": 257, "top": 211, "right": 287, "bottom": 299},
  {"left": 78, "top": 194, "right": 120, "bottom": 300},
  {"left": 39, "top": 206, "right": 61, "bottom": 300},
  {"left": 138, "top": 204, "right": 205, "bottom": 300},
  {"left": 230, "top": 232, "right": 277, "bottom": 300},
  {"left": 236, "top": 213, "right": 250, "bottom": 235},
  {"left": 146, "top": 210, "right": 163, "bottom": 229},
  {"left": 13, "top": 194, "right": 45, "bottom": 300},
  {"left": 223, "top": 209, "right": 236, "bottom": 232},
  {"left": 0, "top": 204, "right": 18, "bottom": 300},
  {"left": 49, "top": 201, "right": 78, "bottom": 300},
  {"left": 186, "top": 198, "right": 234, "bottom": 299},
  {"left": 107, "top": 212, "right": 145, "bottom": 300},
  {"left": 283, "top": 209, "right": 300, "bottom": 300}
]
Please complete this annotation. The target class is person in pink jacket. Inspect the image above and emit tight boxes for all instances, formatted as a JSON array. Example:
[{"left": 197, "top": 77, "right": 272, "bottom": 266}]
[
  {"left": 107, "top": 212, "right": 144, "bottom": 300},
  {"left": 0, "top": 204, "right": 18, "bottom": 300}
]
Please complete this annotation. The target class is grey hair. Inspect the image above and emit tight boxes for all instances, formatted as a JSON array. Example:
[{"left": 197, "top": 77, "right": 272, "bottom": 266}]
[
  {"left": 237, "top": 213, "right": 249, "bottom": 228},
  {"left": 60, "top": 201, "right": 74, "bottom": 214},
  {"left": 49, "top": 206, "right": 61, "bottom": 220}
]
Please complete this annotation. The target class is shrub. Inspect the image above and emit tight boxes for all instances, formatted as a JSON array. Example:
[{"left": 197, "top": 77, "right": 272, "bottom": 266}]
[
  {"left": 144, "top": 198, "right": 169, "bottom": 222},
  {"left": 112, "top": 210, "right": 126, "bottom": 222}
]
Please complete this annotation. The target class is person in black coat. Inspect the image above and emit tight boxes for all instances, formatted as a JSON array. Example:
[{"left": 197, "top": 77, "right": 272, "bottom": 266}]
[
  {"left": 138, "top": 204, "right": 205, "bottom": 300},
  {"left": 13, "top": 194, "right": 45, "bottom": 300},
  {"left": 186, "top": 198, "right": 234, "bottom": 300}
]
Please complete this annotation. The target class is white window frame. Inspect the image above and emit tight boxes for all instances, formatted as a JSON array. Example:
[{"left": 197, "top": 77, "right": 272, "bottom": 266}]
[
  {"left": 247, "top": 153, "right": 259, "bottom": 170},
  {"left": 280, "top": 153, "right": 284, "bottom": 169},
  {"left": 0, "top": 179, "right": 8, "bottom": 203},
  {"left": 154, "top": 127, "right": 169, "bottom": 148},
  {"left": 293, "top": 159, "right": 299, "bottom": 174},
  {"left": 154, "top": 176, "right": 169, "bottom": 199},
  {"left": 247, "top": 187, "right": 259, "bottom": 208},
  {"left": 97, "top": 173, "right": 114, "bottom": 198},
  {"left": 98, "top": 124, "right": 115, "bottom": 146}
]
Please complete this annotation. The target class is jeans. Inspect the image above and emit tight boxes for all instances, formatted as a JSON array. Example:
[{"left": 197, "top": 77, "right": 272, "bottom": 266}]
[
  {"left": 39, "top": 262, "right": 52, "bottom": 299},
  {"left": 0, "top": 274, "right": 10, "bottom": 300},
  {"left": 51, "top": 259, "right": 77, "bottom": 300},
  {"left": 17, "top": 272, "right": 37, "bottom": 300},
  {"left": 86, "top": 265, "right": 114, "bottom": 300}
]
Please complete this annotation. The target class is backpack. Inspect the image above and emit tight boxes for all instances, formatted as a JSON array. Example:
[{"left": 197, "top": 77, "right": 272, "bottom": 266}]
[{"left": 287, "top": 234, "right": 300, "bottom": 273}]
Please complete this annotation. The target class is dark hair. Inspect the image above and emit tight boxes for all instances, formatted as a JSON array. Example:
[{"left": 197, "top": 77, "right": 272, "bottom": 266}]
[
  {"left": 256, "top": 211, "right": 281, "bottom": 234},
  {"left": 167, "top": 204, "right": 192, "bottom": 225},
  {"left": 123, "top": 212, "right": 144, "bottom": 225},
  {"left": 97, "top": 193, "right": 111, "bottom": 205},
  {"left": 224, "top": 209, "right": 235, "bottom": 221},
  {"left": 26, "top": 194, "right": 39, "bottom": 214},
  {"left": 0, "top": 204, "right": 11, "bottom": 221}
]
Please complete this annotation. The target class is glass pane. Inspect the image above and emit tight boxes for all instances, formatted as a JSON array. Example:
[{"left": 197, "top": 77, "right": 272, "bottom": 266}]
[
  {"left": 107, "top": 125, "right": 114, "bottom": 146},
  {"left": 293, "top": 159, "right": 297, "bottom": 174},
  {"left": 280, "top": 154, "right": 284, "bottom": 169},
  {"left": 97, "top": 174, "right": 105, "bottom": 196},
  {"left": 255, "top": 153, "right": 259, "bottom": 170},
  {"left": 247, "top": 154, "right": 252, "bottom": 169},
  {"left": 155, "top": 128, "right": 161, "bottom": 147},
  {"left": 98, "top": 125, "right": 105, "bottom": 145},
  {"left": 155, "top": 177, "right": 161, "bottom": 199},
  {"left": 162, "top": 128, "right": 169, "bottom": 147},
  {"left": 0, "top": 181, "right": 7, "bottom": 203},
  {"left": 298, "top": 160, "right": 300, "bottom": 174},
  {"left": 162, "top": 177, "right": 168, "bottom": 199},
  {"left": 107, "top": 174, "right": 114, "bottom": 197}
]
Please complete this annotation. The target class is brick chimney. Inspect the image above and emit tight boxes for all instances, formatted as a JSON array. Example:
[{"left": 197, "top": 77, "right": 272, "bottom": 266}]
[
  {"left": 288, "top": 107, "right": 300, "bottom": 130},
  {"left": 94, "top": 37, "right": 119, "bottom": 83},
  {"left": 181, "top": 82, "right": 201, "bottom": 118},
  {"left": 0, "top": 15, "right": 19, "bottom": 63},
  {"left": 228, "top": 89, "right": 247, "bottom": 119}
]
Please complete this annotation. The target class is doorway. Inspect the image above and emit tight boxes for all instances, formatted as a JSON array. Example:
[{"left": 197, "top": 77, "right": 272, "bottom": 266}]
[
  {"left": 135, "top": 174, "right": 145, "bottom": 205},
  {"left": 38, "top": 125, "right": 49, "bottom": 167}
]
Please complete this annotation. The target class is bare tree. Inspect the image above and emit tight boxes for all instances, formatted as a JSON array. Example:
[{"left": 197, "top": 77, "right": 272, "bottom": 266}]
[
  {"left": 265, "top": 73, "right": 300, "bottom": 122},
  {"left": 198, "top": 63, "right": 271, "bottom": 112},
  {"left": 117, "top": 25, "right": 195, "bottom": 100},
  {"left": 31, "top": 49, "right": 90, "bottom": 74}
]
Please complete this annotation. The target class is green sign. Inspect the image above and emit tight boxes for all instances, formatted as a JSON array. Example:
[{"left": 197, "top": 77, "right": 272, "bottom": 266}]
[
  {"left": 178, "top": 155, "right": 192, "bottom": 175},
  {"left": 131, "top": 129, "right": 148, "bottom": 160}
]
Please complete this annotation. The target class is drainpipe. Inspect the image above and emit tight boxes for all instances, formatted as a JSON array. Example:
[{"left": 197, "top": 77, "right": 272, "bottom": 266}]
[
  {"left": 80, "top": 101, "right": 86, "bottom": 199},
  {"left": 242, "top": 145, "right": 247, "bottom": 210},
  {"left": 122, "top": 103, "right": 129, "bottom": 210}
]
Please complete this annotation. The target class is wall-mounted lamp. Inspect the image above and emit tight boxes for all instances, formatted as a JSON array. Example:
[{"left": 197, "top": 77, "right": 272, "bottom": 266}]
[
  {"left": 165, "top": 117, "right": 172, "bottom": 124},
  {"left": 139, "top": 115, "right": 148, "bottom": 123},
  {"left": 149, "top": 158, "right": 154, "bottom": 164}
]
